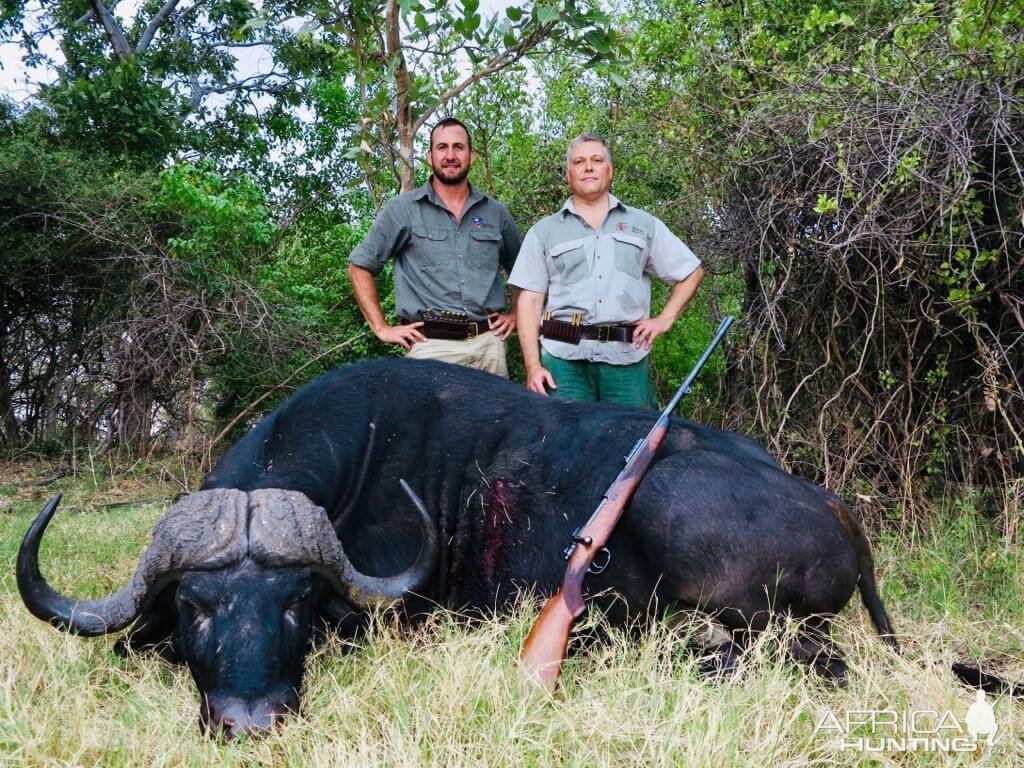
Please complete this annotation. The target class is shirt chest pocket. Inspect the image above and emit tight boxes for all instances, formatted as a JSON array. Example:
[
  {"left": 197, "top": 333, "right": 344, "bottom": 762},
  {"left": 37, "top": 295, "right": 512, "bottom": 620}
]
[
  {"left": 411, "top": 226, "right": 451, "bottom": 266},
  {"left": 468, "top": 228, "right": 501, "bottom": 267},
  {"left": 548, "top": 237, "right": 592, "bottom": 285},
  {"left": 612, "top": 232, "right": 647, "bottom": 279}
]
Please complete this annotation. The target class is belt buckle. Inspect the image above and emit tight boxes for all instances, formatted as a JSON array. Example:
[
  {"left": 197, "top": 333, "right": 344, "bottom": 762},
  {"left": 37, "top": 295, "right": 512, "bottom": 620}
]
[
  {"left": 597, "top": 325, "right": 611, "bottom": 342},
  {"left": 467, "top": 321, "right": 480, "bottom": 339}
]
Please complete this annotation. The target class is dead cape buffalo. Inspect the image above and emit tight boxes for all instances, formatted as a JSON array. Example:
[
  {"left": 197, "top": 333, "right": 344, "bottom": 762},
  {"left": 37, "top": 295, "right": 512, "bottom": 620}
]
[{"left": 19, "top": 357, "right": 983, "bottom": 737}]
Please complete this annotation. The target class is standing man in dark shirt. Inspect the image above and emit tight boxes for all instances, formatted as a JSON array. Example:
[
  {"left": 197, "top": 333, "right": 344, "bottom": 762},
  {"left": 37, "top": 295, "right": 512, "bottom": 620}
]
[{"left": 348, "top": 118, "right": 522, "bottom": 377}]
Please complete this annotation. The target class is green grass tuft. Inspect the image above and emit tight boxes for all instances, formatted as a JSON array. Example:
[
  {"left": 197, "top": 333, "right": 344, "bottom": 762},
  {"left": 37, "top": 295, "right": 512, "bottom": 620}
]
[{"left": 1, "top": 464, "right": 1021, "bottom": 766}]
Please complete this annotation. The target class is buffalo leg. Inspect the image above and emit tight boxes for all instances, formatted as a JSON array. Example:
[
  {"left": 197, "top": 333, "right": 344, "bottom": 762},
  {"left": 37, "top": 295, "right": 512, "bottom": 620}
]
[
  {"left": 788, "top": 618, "right": 848, "bottom": 682},
  {"left": 663, "top": 607, "right": 746, "bottom": 680}
]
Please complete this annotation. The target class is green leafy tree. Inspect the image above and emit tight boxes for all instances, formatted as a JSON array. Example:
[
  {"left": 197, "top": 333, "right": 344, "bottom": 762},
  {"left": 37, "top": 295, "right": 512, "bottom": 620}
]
[{"left": 285, "top": 0, "right": 624, "bottom": 193}]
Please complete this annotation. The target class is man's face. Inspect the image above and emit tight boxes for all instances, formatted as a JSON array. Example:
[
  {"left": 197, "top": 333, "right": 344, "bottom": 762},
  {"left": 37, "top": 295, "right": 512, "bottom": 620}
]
[
  {"left": 430, "top": 125, "right": 473, "bottom": 186},
  {"left": 566, "top": 141, "right": 613, "bottom": 199}
]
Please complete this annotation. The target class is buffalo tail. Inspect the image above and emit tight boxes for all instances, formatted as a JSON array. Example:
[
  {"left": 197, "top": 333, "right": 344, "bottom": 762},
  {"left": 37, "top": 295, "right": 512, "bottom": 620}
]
[
  {"left": 952, "top": 664, "right": 1023, "bottom": 699},
  {"left": 828, "top": 500, "right": 899, "bottom": 649}
]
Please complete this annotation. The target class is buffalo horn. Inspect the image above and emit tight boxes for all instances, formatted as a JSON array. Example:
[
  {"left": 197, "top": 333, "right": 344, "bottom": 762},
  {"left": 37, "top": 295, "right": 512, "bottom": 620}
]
[
  {"left": 17, "top": 490, "right": 248, "bottom": 636},
  {"left": 248, "top": 482, "right": 438, "bottom": 608}
]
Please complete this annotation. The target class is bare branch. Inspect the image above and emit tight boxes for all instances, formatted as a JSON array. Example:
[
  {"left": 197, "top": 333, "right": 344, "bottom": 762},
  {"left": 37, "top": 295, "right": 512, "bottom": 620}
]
[
  {"left": 90, "top": 0, "right": 133, "bottom": 62},
  {"left": 413, "top": 22, "right": 555, "bottom": 134},
  {"left": 135, "top": 0, "right": 184, "bottom": 53}
]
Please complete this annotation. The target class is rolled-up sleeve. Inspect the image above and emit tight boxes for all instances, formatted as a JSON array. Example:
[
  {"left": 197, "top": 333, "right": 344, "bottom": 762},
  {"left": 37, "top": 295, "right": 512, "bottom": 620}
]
[
  {"left": 349, "top": 202, "right": 407, "bottom": 276},
  {"left": 508, "top": 226, "right": 548, "bottom": 293},
  {"left": 646, "top": 218, "right": 701, "bottom": 283},
  {"left": 498, "top": 206, "right": 522, "bottom": 274}
]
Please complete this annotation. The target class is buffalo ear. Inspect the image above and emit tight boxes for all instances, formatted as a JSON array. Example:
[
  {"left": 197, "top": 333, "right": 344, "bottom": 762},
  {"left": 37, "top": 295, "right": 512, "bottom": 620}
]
[
  {"left": 113, "top": 584, "right": 181, "bottom": 662},
  {"left": 312, "top": 576, "right": 366, "bottom": 644}
]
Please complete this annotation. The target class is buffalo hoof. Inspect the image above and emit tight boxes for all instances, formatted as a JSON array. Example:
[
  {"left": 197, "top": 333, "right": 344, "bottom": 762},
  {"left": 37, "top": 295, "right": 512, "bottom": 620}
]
[
  {"left": 201, "top": 690, "right": 298, "bottom": 740},
  {"left": 697, "top": 641, "right": 745, "bottom": 680}
]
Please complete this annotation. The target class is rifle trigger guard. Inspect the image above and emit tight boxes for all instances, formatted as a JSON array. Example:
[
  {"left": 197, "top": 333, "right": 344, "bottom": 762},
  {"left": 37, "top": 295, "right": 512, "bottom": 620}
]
[{"left": 588, "top": 547, "right": 612, "bottom": 575}]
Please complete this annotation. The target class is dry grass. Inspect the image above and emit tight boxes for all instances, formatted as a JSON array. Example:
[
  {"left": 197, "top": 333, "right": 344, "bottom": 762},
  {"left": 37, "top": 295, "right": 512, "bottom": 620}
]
[{"left": 0, "top": 460, "right": 1021, "bottom": 766}]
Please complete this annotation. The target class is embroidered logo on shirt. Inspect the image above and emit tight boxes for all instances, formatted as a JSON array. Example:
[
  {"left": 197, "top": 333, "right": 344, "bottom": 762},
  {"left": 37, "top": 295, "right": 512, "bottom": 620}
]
[{"left": 616, "top": 222, "right": 628, "bottom": 232}]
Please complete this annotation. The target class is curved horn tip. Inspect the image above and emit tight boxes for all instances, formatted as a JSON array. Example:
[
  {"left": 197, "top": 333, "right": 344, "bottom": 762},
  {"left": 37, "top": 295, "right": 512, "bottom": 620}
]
[
  {"left": 399, "top": 480, "right": 429, "bottom": 518},
  {"left": 314, "top": 479, "right": 439, "bottom": 609},
  {"left": 39, "top": 493, "right": 62, "bottom": 521},
  {"left": 17, "top": 493, "right": 150, "bottom": 637},
  {"left": 21, "top": 494, "right": 64, "bottom": 561}
]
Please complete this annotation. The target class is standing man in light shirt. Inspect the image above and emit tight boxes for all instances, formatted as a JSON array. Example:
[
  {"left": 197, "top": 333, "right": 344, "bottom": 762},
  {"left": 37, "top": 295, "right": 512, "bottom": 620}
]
[
  {"left": 509, "top": 133, "right": 704, "bottom": 407},
  {"left": 348, "top": 118, "right": 521, "bottom": 377}
]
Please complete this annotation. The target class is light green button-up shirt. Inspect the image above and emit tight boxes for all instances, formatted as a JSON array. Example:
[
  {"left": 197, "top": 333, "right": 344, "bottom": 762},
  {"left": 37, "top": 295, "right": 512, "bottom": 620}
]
[
  {"left": 509, "top": 195, "right": 701, "bottom": 364},
  {"left": 349, "top": 180, "right": 521, "bottom": 322}
]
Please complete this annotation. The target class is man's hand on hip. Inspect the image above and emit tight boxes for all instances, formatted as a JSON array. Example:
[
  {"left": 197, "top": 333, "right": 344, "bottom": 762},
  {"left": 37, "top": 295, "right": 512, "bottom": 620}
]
[
  {"left": 631, "top": 316, "right": 673, "bottom": 350},
  {"left": 376, "top": 322, "right": 426, "bottom": 350},
  {"left": 487, "top": 312, "right": 516, "bottom": 341},
  {"left": 525, "top": 365, "right": 557, "bottom": 395}
]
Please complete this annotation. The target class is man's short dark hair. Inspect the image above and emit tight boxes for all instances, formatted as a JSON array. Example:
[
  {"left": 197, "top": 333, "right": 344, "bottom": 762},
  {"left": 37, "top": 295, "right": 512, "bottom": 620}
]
[{"left": 430, "top": 117, "right": 473, "bottom": 151}]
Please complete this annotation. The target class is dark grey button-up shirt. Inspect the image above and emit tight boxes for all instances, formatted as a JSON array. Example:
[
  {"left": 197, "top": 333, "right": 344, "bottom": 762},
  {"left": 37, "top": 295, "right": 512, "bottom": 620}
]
[{"left": 349, "top": 180, "right": 522, "bottom": 322}]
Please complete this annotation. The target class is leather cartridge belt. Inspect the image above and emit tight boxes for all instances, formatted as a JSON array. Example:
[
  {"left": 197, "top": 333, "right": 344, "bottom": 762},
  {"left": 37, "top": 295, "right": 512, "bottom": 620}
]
[
  {"left": 408, "top": 311, "right": 493, "bottom": 340},
  {"left": 540, "top": 317, "right": 635, "bottom": 345}
]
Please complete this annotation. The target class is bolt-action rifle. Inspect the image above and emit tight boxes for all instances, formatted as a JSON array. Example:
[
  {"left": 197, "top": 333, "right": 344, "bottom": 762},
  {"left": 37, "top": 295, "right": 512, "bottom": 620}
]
[{"left": 519, "top": 316, "right": 735, "bottom": 691}]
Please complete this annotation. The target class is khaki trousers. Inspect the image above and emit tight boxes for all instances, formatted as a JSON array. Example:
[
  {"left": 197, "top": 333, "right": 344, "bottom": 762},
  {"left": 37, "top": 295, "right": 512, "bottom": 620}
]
[{"left": 406, "top": 332, "right": 508, "bottom": 378}]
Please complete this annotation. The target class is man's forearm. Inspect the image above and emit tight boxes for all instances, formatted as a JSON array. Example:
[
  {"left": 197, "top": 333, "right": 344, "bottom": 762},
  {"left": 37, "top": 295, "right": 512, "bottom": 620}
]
[
  {"left": 508, "top": 286, "right": 521, "bottom": 316},
  {"left": 516, "top": 290, "right": 546, "bottom": 370},
  {"left": 657, "top": 266, "right": 705, "bottom": 325},
  {"left": 348, "top": 264, "right": 389, "bottom": 332}
]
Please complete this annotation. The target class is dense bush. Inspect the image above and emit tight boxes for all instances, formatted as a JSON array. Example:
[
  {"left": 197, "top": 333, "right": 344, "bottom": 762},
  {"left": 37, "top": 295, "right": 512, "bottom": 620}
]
[{"left": 631, "top": 0, "right": 1023, "bottom": 521}]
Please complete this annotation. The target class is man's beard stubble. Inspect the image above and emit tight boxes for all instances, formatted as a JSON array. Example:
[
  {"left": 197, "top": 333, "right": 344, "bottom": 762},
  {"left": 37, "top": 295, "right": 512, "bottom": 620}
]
[{"left": 432, "top": 163, "right": 470, "bottom": 186}]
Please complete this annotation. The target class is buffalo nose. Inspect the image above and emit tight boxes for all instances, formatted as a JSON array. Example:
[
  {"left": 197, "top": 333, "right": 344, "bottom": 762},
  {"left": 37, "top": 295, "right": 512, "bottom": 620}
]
[{"left": 203, "top": 692, "right": 297, "bottom": 740}]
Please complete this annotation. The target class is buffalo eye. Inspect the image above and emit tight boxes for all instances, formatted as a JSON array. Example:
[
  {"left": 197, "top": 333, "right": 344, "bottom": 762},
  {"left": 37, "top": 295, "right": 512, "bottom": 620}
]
[
  {"left": 283, "top": 588, "right": 311, "bottom": 625},
  {"left": 178, "top": 593, "right": 212, "bottom": 625}
]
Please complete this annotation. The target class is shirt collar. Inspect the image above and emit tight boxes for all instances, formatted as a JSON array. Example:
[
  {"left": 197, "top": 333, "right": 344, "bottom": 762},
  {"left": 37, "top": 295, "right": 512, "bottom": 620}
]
[
  {"left": 560, "top": 193, "right": 624, "bottom": 219},
  {"left": 415, "top": 177, "right": 486, "bottom": 208}
]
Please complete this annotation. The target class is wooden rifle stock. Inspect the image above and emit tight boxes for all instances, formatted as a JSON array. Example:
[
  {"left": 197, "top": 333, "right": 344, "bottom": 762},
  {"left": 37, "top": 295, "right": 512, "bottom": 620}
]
[{"left": 519, "top": 316, "right": 734, "bottom": 691}]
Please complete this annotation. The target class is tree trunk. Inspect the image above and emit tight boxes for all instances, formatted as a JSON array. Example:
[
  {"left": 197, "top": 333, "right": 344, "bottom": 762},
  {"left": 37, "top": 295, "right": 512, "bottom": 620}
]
[
  {"left": 386, "top": 0, "right": 415, "bottom": 192},
  {"left": 90, "top": 0, "right": 133, "bottom": 63},
  {"left": 41, "top": 296, "right": 90, "bottom": 441},
  {"left": 108, "top": 377, "right": 154, "bottom": 455},
  {"left": 0, "top": 311, "right": 18, "bottom": 440}
]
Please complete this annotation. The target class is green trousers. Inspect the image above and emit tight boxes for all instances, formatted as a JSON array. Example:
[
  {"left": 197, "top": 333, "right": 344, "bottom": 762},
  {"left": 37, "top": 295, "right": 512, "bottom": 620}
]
[{"left": 541, "top": 350, "right": 658, "bottom": 409}]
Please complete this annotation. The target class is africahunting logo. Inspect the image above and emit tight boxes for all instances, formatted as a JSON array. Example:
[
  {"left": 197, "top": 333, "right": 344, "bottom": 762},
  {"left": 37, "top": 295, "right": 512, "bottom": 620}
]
[{"left": 814, "top": 690, "right": 999, "bottom": 753}]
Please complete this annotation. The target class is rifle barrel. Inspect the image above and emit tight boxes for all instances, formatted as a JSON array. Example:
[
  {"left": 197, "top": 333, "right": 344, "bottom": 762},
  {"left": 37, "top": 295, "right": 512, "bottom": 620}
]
[
  {"left": 662, "top": 316, "right": 734, "bottom": 417},
  {"left": 576, "top": 315, "right": 735, "bottom": 538}
]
